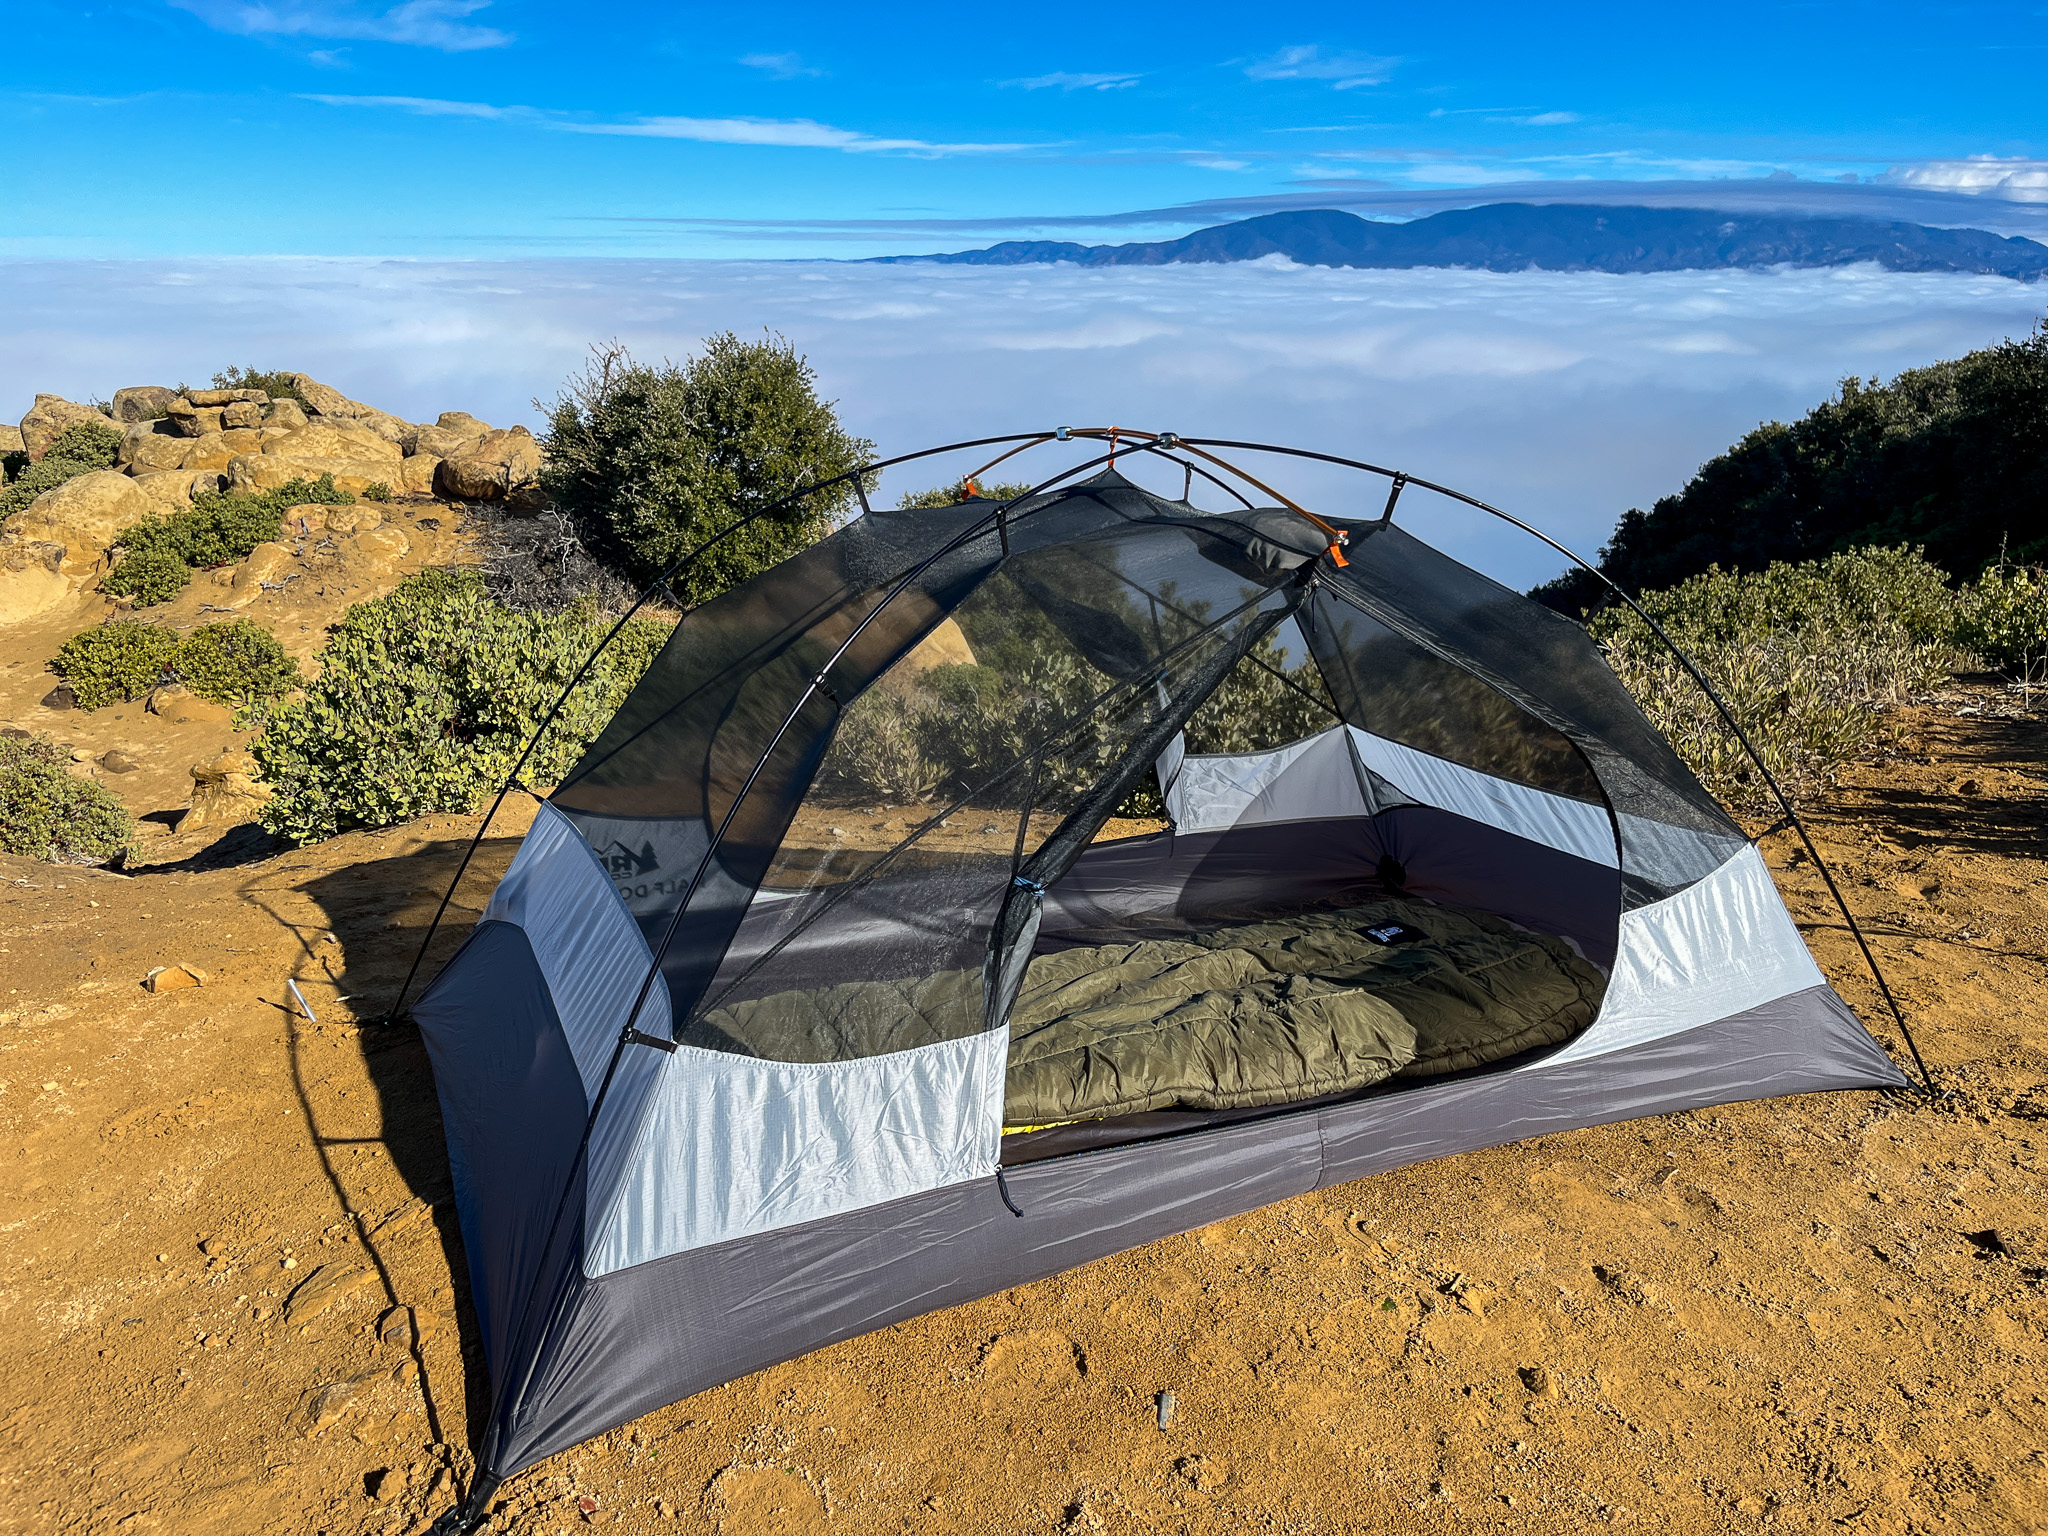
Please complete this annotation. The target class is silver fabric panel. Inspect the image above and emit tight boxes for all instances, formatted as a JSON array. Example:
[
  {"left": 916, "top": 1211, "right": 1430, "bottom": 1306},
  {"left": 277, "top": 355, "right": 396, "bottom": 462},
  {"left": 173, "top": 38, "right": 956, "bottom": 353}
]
[
  {"left": 1164, "top": 726, "right": 1366, "bottom": 833},
  {"left": 483, "top": 802, "right": 672, "bottom": 1098},
  {"left": 1345, "top": 727, "right": 1618, "bottom": 867},
  {"left": 1548, "top": 843, "right": 1822, "bottom": 1067},
  {"left": 584, "top": 1028, "right": 1008, "bottom": 1276},
  {"left": 486, "top": 986, "right": 1901, "bottom": 1480}
]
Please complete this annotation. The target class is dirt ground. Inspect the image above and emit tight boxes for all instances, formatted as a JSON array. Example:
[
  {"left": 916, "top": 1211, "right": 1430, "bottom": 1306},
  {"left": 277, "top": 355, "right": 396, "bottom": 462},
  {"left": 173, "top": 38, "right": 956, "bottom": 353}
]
[{"left": 0, "top": 683, "right": 2043, "bottom": 1536}]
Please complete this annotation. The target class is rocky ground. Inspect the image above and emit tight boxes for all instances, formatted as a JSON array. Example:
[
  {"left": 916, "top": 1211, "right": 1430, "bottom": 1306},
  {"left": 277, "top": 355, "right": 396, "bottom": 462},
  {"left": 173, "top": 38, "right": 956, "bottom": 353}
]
[{"left": 0, "top": 680, "right": 2041, "bottom": 1536}]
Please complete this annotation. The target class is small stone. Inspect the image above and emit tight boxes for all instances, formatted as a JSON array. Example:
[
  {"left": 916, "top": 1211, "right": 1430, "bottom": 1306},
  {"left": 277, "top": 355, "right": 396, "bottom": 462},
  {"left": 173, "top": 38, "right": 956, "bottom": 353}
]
[
  {"left": 155, "top": 1253, "right": 168, "bottom": 1262},
  {"left": 1518, "top": 1364, "right": 1555, "bottom": 1397},
  {"left": 199, "top": 1238, "right": 220, "bottom": 1256},
  {"left": 1958, "top": 778, "right": 1981, "bottom": 795},
  {"left": 577, "top": 1496, "right": 598, "bottom": 1515},
  {"left": 828, "top": 827, "right": 845, "bottom": 836},
  {"left": 39, "top": 684, "right": 75, "bottom": 711},
  {"left": 71, "top": 746, "right": 92, "bottom": 763},
  {"left": 1155, "top": 1389, "right": 1176, "bottom": 1430},
  {"left": 282, "top": 1257, "right": 297, "bottom": 1270},
  {"left": 144, "top": 964, "right": 207, "bottom": 993},
  {"left": 101, "top": 749, "right": 141, "bottom": 773}
]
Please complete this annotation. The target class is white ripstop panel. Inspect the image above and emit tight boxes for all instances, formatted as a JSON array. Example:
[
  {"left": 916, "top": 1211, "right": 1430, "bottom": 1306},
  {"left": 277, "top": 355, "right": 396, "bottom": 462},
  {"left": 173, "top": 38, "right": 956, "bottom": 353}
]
[
  {"left": 1538, "top": 843, "right": 1825, "bottom": 1067},
  {"left": 584, "top": 1028, "right": 1008, "bottom": 1276},
  {"left": 1166, "top": 726, "right": 1368, "bottom": 833},
  {"left": 482, "top": 801, "right": 672, "bottom": 1099},
  {"left": 1345, "top": 728, "right": 1618, "bottom": 867}
]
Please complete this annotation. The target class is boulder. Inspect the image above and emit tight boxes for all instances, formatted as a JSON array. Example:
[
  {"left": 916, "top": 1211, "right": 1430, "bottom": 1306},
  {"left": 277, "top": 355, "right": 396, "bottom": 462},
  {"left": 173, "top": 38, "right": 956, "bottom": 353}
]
[
  {"left": 185, "top": 388, "right": 267, "bottom": 408},
  {"left": 100, "top": 748, "right": 141, "bottom": 773},
  {"left": 280, "top": 373, "right": 372, "bottom": 419},
  {"left": 263, "top": 420, "right": 402, "bottom": 465},
  {"left": 263, "top": 398, "right": 309, "bottom": 430},
  {"left": 227, "top": 454, "right": 397, "bottom": 498},
  {"left": 435, "top": 426, "right": 542, "bottom": 504},
  {"left": 400, "top": 454, "right": 441, "bottom": 495},
  {"left": 403, "top": 422, "right": 483, "bottom": 460},
  {"left": 351, "top": 410, "right": 412, "bottom": 446},
  {"left": 0, "top": 470, "right": 148, "bottom": 624},
  {"left": 221, "top": 542, "right": 297, "bottom": 609},
  {"left": 0, "top": 424, "right": 24, "bottom": 456},
  {"left": 221, "top": 400, "right": 264, "bottom": 430},
  {"left": 162, "top": 398, "right": 225, "bottom": 438},
  {"left": 179, "top": 748, "right": 270, "bottom": 832},
  {"left": 321, "top": 506, "right": 383, "bottom": 536},
  {"left": 111, "top": 386, "right": 178, "bottom": 424},
  {"left": 20, "top": 395, "right": 113, "bottom": 460},
  {"left": 436, "top": 411, "right": 493, "bottom": 434},
  {"left": 146, "top": 684, "right": 233, "bottom": 725},
  {"left": 179, "top": 429, "right": 266, "bottom": 473},
  {"left": 145, "top": 964, "right": 208, "bottom": 992},
  {"left": 129, "top": 471, "right": 197, "bottom": 511},
  {"left": 118, "top": 422, "right": 191, "bottom": 475}
]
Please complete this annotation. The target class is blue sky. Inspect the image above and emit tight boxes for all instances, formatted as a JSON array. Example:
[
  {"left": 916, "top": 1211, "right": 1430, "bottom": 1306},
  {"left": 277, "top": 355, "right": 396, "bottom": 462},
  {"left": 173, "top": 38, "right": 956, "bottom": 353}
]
[{"left": 5, "top": 0, "right": 2047, "bottom": 257}]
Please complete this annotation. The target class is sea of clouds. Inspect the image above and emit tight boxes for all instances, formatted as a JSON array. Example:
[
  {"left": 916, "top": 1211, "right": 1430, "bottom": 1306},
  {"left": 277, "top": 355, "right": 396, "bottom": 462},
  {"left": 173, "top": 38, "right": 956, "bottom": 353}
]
[{"left": 3, "top": 257, "right": 2041, "bottom": 590}]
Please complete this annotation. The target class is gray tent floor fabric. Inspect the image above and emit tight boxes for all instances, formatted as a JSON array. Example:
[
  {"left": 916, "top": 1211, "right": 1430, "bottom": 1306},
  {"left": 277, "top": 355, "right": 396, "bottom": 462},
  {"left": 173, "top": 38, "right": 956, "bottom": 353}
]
[
  {"left": 1005, "top": 897, "right": 1606, "bottom": 1124},
  {"left": 479, "top": 983, "right": 1904, "bottom": 1478}
]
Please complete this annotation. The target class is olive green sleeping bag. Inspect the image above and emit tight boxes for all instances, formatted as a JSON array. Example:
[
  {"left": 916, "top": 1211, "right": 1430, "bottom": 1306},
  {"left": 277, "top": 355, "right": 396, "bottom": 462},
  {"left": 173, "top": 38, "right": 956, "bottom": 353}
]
[{"left": 686, "top": 897, "right": 1606, "bottom": 1127}]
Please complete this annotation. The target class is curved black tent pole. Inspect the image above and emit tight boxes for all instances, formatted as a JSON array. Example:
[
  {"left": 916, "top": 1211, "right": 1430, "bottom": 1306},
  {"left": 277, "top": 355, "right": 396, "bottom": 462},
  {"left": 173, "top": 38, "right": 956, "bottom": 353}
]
[
  {"left": 1169, "top": 435, "right": 1939, "bottom": 1095},
  {"left": 378, "top": 430, "right": 1076, "bottom": 1028}
]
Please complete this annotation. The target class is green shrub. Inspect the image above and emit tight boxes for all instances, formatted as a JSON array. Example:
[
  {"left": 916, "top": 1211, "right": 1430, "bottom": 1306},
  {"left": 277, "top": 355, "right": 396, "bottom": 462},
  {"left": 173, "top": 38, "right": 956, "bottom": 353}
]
[
  {"left": 361, "top": 480, "right": 393, "bottom": 503},
  {"left": 1955, "top": 561, "right": 2048, "bottom": 683},
  {"left": 1592, "top": 546, "right": 1963, "bottom": 810},
  {"left": 540, "top": 335, "right": 875, "bottom": 601},
  {"left": 102, "top": 546, "right": 193, "bottom": 605},
  {"left": 896, "top": 479, "right": 1037, "bottom": 510},
  {"left": 53, "top": 621, "right": 180, "bottom": 709},
  {"left": 171, "top": 619, "right": 301, "bottom": 709},
  {"left": 0, "top": 734, "right": 132, "bottom": 864},
  {"left": 43, "top": 419, "right": 123, "bottom": 470},
  {"left": 253, "top": 570, "right": 674, "bottom": 844},
  {"left": 105, "top": 474, "right": 353, "bottom": 598},
  {"left": 211, "top": 366, "right": 309, "bottom": 407}
]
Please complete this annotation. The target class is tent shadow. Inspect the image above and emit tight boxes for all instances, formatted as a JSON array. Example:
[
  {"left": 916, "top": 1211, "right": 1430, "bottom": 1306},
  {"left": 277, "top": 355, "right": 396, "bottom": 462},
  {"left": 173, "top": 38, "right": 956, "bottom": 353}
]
[{"left": 280, "top": 834, "right": 526, "bottom": 1466}]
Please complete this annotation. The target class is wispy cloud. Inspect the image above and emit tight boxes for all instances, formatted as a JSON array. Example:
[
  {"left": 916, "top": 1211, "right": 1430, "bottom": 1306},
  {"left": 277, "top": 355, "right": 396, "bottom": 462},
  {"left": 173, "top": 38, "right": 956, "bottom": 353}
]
[
  {"left": 1507, "top": 111, "right": 1580, "bottom": 126},
  {"left": 168, "top": 0, "right": 511, "bottom": 52},
  {"left": 301, "top": 93, "right": 1038, "bottom": 155},
  {"left": 741, "top": 51, "right": 823, "bottom": 79},
  {"left": 1003, "top": 71, "right": 1140, "bottom": 91},
  {"left": 1245, "top": 45, "right": 1396, "bottom": 90},
  {"left": 1880, "top": 156, "right": 2048, "bottom": 202}
]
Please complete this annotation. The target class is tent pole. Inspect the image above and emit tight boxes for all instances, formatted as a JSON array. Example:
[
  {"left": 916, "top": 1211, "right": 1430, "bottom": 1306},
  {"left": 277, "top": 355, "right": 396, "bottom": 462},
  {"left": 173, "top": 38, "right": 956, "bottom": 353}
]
[{"left": 1174, "top": 435, "right": 1941, "bottom": 1096}]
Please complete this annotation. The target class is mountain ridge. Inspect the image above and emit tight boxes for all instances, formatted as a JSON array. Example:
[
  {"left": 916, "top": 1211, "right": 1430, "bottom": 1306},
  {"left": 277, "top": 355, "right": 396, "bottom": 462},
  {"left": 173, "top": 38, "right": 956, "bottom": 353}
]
[{"left": 871, "top": 204, "right": 2048, "bottom": 280}]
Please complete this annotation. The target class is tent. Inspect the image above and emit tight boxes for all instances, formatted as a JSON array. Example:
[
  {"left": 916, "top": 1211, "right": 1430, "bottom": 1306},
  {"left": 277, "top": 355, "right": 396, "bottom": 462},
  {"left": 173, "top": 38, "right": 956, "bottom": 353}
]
[{"left": 407, "top": 437, "right": 1911, "bottom": 1523}]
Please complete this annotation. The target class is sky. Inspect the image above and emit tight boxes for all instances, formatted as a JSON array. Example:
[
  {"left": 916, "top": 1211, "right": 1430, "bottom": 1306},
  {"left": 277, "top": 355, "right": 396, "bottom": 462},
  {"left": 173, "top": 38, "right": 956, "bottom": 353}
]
[{"left": 4, "top": 0, "right": 2047, "bottom": 259}]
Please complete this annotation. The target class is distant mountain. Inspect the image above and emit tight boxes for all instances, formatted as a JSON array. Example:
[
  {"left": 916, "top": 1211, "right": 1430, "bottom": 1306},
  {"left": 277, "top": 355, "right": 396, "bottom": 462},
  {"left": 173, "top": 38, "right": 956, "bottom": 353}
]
[{"left": 872, "top": 204, "right": 2048, "bottom": 280}]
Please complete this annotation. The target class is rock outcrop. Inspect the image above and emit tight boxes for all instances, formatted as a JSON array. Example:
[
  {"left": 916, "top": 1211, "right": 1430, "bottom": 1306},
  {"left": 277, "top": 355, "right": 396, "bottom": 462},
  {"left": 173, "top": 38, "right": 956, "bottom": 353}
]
[
  {"left": 110, "top": 386, "right": 177, "bottom": 424},
  {"left": 436, "top": 426, "right": 543, "bottom": 507},
  {"left": 0, "top": 470, "right": 150, "bottom": 622},
  {"left": 20, "top": 395, "right": 114, "bottom": 460},
  {"left": 179, "top": 747, "right": 270, "bottom": 833}
]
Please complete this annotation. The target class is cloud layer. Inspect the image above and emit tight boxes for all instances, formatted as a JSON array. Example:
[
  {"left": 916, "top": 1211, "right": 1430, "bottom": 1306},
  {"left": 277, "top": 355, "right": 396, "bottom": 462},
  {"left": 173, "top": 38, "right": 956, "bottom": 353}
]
[
  {"left": 170, "top": 0, "right": 509, "bottom": 52},
  {"left": 3, "top": 260, "right": 2040, "bottom": 589}
]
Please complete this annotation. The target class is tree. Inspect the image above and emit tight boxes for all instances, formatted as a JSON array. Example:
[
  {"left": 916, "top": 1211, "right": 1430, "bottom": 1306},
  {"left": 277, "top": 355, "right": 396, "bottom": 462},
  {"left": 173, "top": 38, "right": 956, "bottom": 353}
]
[{"left": 538, "top": 335, "right": 874, "bottom": 603}]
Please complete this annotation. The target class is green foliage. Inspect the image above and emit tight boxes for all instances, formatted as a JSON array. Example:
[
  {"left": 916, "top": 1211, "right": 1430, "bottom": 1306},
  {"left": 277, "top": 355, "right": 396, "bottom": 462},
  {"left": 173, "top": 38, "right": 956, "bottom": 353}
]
[
  {"left": 105, "top": 474, "right": 352, "bottom": 602},
  {"left": 1954, "top": 560, "right": 2048, "bottom": 683},
  {"left": 253, "top": 570, "right": 674, "bottom": 844},
  {"left": 1183, "top": 633, "right": 1338, "bottom": 756},
  {"left": 43, "top": 419, "right": 123, "bottom": 470},
  {"left": 53, "top": 621, "right": 181, "bottom": 709},
  {"left": 895, "top": 479, "right": 1037, "bottom": 510},
  {"left": 1537, "top": 321, "right": 2048, "bottom": 609},
  {"left": 101, "top": 546, "right": 193, "bottom": 605},
  {"left": 0, "top": 734, "right": 132, "bottom": 864},
  {"left": 361, "top": 480, "right": 394, "bottom": 503},
  {"left": 171, "top": 619, "right": 301, "bottom": 709},
  {"left": 1591, "top": 547, "right": 1964, "bottom": 810},
  {"left": 539, "top": 336, "right": 875, "bottom": 601},
  {"left": 0, "top": 442, "right": 116, "bottom": 522},
  {"left": 211, "top": 366, "right": 309, "bottom": 406}
]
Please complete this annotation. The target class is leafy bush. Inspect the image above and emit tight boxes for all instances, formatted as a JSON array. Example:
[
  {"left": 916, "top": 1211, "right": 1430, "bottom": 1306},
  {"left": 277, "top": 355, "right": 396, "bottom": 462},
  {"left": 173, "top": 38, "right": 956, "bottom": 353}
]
[
  {"left": 53, "top": 621, "right": 181, "bottom": 709},
  {"left": 0, "top": 425, "right": 123, "bottom": 522},
  {"left": 362, "top": 480, "right": 393, "bottom": 502},
  {"left": 105, "top": 474, "right": 353, "bottom": 601},
  {"left": 1592, "top": 547, "right": 1963, "bottom": 810},
  {"left": 0, "top": 734, "right": 132, "bottom": 864},
  {"left": 253, "top": 569, "right": 673, "bottom": 844},
  {"left": 171, "top": 619, "right": 301, "bottom": 709},
  {"left": 211, "top": 366, "right": 309, "bottom": 407},
  {"left": 1955, "top": 561, "right": 2048, "bottom": 684},
  {"left": 540, "top": 335, "right": 875, "bottom": 601},
  {"left": 896, "top": 479, "right": 1037, "bottom": 510},
  {"left": 43, "top": 419, "right": 123, "bottom": 469}
]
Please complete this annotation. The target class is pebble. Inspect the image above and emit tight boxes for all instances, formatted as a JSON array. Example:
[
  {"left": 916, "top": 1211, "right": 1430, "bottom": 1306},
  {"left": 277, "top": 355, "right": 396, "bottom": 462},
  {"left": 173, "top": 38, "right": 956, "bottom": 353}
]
[
  {"left": 100, "top": 749, "right": 141, "bottom": 773},
  {"left": 1155, "top": 1389, "right": 1176, "bottom": 1429}
]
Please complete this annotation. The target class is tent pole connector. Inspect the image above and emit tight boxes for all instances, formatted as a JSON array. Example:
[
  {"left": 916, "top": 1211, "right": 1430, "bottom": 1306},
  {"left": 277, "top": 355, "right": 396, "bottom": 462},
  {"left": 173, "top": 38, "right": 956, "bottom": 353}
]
[
  {"left": 622, "top": 1025, "right": 678, "bottom": 1055},
  {"left": 995, "top": 1165, "right": 1025, "bottom": 1218},
  {"left": 1378, "top": 472, "right": 1408, "bottom": 525}
]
